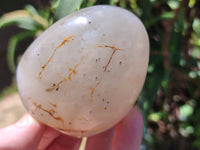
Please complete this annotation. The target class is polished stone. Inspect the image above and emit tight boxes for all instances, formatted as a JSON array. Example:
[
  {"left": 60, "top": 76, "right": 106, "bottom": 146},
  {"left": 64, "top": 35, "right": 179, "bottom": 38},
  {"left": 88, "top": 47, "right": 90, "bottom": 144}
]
[{"left": 17, "top": 5, "right": 149, "bottom": 137}]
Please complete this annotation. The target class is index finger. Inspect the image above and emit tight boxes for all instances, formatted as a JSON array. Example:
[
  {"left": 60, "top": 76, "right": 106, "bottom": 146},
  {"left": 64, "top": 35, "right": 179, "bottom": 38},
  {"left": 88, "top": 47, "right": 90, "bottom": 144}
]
[{"left": 111, "top": 108, "right": 144, "bottom": 150}]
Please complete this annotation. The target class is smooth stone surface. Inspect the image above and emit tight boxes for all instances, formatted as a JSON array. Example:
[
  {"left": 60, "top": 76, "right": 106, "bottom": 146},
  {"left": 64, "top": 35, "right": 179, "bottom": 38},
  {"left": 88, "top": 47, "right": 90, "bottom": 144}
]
[{"left": 17, "top": 5, "right": 149, "bottom": 137}]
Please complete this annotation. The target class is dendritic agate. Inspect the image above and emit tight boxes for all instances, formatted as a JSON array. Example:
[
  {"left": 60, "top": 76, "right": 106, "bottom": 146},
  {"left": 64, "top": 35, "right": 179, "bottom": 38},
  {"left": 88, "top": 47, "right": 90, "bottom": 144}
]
[{"left": 17, "top": 5, "right": 149, "bottom": 137}]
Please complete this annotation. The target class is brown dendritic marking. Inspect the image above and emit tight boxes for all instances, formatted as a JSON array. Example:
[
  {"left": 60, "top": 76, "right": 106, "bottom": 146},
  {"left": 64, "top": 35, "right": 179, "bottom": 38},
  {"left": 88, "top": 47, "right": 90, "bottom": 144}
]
[
  {"left": 45, "top": 56, "right": 85, "bottom": 92},
  {"left": 32, "top": 101, "right": 65, "bottom": 127},
  {"left": 49, "top": 102, "right": 57, "bottom": 108},
  {"left": 46, "top": 77, "right": 68, "bottom": 92},
  {"left": 89, "top": 81, "right": 101, "bottom": 102},
  {"left": 81, "top": 81, "right": 101, "bottom": 102},
  {"left": 98, "top": 45, "right": 124, "bottom": 72},
  {"left": 39, "top": 35, "right": 76, "bottom": 79},
  {"left": 78, "top": 117, "right": 90, "bottom": 122},
  {"left": 68, "top": 56, "right": 85, "bottom": 81}
]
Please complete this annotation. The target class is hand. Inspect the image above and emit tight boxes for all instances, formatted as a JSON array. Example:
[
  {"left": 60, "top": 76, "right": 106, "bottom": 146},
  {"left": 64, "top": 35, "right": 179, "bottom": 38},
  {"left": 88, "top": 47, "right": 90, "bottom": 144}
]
[{"left": 0, "top": 108, "right": 143, "bottom": 150}]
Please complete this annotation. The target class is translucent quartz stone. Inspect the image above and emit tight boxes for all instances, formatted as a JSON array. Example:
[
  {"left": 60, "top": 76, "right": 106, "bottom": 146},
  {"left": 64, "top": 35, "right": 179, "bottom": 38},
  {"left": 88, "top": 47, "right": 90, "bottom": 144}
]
[{"left": 17, "top": 5, "right": 149, "bottom": 137}]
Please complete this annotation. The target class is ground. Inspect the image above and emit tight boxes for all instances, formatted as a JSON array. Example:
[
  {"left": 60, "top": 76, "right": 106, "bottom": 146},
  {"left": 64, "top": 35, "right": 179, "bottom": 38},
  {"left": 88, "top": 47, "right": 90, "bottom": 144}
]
[{"left": 0, "top": 93, "right": 25, "bottom": 128}]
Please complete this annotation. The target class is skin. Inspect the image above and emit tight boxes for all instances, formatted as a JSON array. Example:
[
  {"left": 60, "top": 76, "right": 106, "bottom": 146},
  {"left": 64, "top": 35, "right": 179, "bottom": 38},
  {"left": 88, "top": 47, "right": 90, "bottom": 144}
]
[{"left": 0, "top": 108, "right": 143, "bottom": 150}]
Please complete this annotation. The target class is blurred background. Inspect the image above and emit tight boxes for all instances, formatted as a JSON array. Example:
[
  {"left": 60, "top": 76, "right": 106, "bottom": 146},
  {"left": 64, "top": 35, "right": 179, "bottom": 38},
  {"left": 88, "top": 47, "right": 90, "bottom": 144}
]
[{"left": 0, "top": 0, "right": 200, "bottom": 149}]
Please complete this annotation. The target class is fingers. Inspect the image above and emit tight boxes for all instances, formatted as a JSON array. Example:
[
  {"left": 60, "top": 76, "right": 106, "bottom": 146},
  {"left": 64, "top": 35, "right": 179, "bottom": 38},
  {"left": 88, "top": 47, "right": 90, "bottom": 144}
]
[
  {"left": 46, "top": 133, "right": 82, "bottom": 150},
  {"left": 0, "top": 108, "right": 143, "bottom": 150},
  {"left": 85, "top": 108, "right": 143, "bottom": 150},
  {"left": 0, "top": 113, "right": 81, "bottom": 150},
  {"left": 0, "top": 113, "right": 45, "bottom": 150},
  {"left": 111, "top": 108, "right": 144, "bottom": 150},
  {"left": 85, "top": 127, "right": 114, "bottom": 150},
  {"left": 37, "top": 127, "right": 60, "bottom": 150}
]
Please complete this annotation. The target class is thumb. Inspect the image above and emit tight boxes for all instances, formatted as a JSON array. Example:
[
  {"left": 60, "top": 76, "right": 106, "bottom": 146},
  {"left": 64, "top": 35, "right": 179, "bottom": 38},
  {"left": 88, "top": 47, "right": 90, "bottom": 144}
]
[{"left": 0, "top": 113, "right": 45, "bottom": 150}]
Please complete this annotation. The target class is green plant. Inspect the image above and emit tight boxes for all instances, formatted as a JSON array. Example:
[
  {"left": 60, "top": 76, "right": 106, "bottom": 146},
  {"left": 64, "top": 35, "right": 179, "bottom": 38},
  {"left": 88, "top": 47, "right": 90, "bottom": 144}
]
[
  {"left": 0, "top": 5, "right": 51, "bottom": 73},
  {"left": 0, "top": 0, "right": 85, "bottom": 74}
]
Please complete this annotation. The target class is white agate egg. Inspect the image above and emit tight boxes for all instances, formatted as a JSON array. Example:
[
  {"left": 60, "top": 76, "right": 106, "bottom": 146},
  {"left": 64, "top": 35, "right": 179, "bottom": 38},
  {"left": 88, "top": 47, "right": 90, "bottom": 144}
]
[{"left": 17, "top": 5, "right": 149, "bottom": 137}]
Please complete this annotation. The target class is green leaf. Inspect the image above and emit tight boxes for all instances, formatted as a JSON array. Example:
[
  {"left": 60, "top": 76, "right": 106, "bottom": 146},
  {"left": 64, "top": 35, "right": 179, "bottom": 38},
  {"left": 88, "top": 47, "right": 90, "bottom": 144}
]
[
  {"left": 25, "top": 5, "right": 39, "bottom": 15},
  {"left": 167, "top": 0, "right": 180, "bottom": 10},
  {"left": 148, "top": 112, "right": 162, "bottom": 122},
  {"left": 193, "top": 18, "right": 200, "bottom": 36},
  {"left": 179, "top": 104, "right": 194, "bottom": 121},
  {"left": 146, "top": 11, "right": 175, "bottom": 27},
  {"left": 0, "top": 10, "right": 36, "bottom": 30},
  {"left": 7, "top": 31, "right": 36, "bottom": 74},
  {"left": 130, "top": 0, "right": 139, "bottom": 13},
  {"left": 110, "top": 0, "right": 119, "bottom": 5},
  {"left": 24, "top": 5, "right": 49, "bottom": 29},
  {"left": 54, "top": 0, "right": 84, "bottom": 20},
  {"left": 83, "top": 0, "right": 97, "bottom": 7},
  {"left": 119, "top": 0, "right": 127, "bottom": 8},
  {"left": 189, "top": 0, "right": 196, "bottom": 8},
  {"left": 0, "top": 6, "right": 49, "bottom": 30},
  {"left": 161, "top": 11, "right": 175, "bottom": 19}
]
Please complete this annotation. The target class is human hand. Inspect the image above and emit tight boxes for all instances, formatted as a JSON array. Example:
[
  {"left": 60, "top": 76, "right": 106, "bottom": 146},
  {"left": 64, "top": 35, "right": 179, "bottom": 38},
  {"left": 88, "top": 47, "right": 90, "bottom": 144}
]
[{"left": 0, "top": 108, "right": 143, "bottom": 150}]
